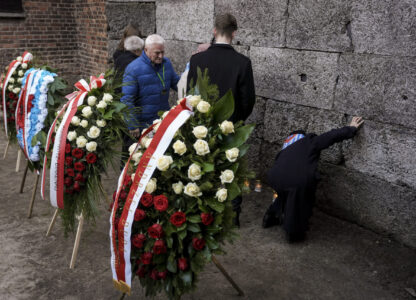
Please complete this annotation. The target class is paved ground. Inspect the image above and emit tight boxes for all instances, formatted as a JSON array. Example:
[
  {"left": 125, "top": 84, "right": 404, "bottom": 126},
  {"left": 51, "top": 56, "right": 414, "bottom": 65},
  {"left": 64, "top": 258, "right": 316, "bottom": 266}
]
[{"left": 0, "top": 132, "right": 415, "bottom": 300}]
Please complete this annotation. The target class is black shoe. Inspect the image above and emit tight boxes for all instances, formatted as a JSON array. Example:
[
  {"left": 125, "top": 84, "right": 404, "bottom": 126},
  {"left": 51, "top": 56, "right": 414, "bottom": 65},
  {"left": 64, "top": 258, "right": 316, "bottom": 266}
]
[
  {"left": 285, "top": 232, "right": 306, "bottom": 243},
  {"left": 262, "top": 212, "right": 280, "bottom": 228},
  {"left": 233, "top": 212, "right": 240, "bottom": 228}
]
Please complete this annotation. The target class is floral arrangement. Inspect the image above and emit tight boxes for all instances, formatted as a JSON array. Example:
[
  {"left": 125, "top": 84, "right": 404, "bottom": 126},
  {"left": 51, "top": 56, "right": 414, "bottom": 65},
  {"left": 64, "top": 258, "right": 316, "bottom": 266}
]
[
  {"left": 111, "top": 70, "right": 255, "bottom": 299},
  {"left": 1, "top": 52, "right": 33, "bottom": 142},
  {"left": 16, "top": 67, "right": 67, "bottom": 169},
  {"left": 43, "top": 70, "right": 127, "bottom": 233}
]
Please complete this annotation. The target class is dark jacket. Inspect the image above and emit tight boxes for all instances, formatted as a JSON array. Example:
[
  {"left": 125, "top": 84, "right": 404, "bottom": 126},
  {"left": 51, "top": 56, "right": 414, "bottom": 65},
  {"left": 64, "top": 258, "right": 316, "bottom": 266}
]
[
  {"left": 113, "top": 50, "right": 138, "bottom": 78},
  {"left": 121, "top": 51, "right": 180, "bottom": 130},
  {"left": 267, "top": 126, "right": 357, "bottom": 234},
  {"left": 187, "top": 44, "right": 255, "bottom": 122}
]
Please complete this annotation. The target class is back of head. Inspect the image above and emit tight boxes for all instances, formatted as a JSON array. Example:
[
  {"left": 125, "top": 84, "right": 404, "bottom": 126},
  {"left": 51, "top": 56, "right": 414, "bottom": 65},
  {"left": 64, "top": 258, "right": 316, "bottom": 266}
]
[
  {"left": 214, "top": 13, "right": 237, "bottom": 38},
  {"left": 145, "top": 34, "right": 165, "bottom": 47},
  {"left": 117, "top": 24, "right": 141, "bottom": 51},
  {"left": 124, "top": 36, "right": 144, "bottom": 52}
]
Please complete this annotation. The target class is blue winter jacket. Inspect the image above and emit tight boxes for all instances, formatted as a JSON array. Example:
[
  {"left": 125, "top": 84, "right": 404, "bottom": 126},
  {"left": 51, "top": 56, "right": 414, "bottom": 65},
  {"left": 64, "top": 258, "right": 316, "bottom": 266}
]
[{"left": 121, "top": 51, "right": 180, "bottom": 130}]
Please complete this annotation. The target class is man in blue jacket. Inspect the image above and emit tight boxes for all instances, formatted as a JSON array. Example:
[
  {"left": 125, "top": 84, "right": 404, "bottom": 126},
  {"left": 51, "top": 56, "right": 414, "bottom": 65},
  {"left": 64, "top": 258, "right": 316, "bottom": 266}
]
[{"left": 121, "top": 34, "right": 180, "bottom": 139}]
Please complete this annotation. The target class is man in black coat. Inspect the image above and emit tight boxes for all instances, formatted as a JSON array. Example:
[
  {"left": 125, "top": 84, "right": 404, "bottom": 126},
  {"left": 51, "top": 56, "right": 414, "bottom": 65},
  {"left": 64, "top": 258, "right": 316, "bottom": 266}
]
[
  {"left": 187, "top": 13, "right": 256, "bottom": 226},
  {"left": 262, "top": 117, "right": 364, "bottom": 242}
]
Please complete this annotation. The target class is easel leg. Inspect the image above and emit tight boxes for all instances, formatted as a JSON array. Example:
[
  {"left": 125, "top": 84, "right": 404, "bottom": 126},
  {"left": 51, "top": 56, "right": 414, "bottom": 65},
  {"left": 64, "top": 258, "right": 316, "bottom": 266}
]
[
  {"left": 69, "top": 213, "right": 84, "bottom": 269},
  {"left": 27, "top": 174, "right": 40, "bottom": 218},
  {"left": 2, "top": 140, "right": 10, "bottom": 160},
  {"left": 46, "top": 208, "right": 59, "bottom": 237},
  {"left": 211, "top": 255, "right": 244, "bottom": 296},
  {"left": 15, "top": 149, "right": 22, "bottom": 172},
  {"left": 19, "top": 161, "right": 29, "bottom": 193},
  {"left": 119, "top": 293, "right": 126, "bottom": 300}
]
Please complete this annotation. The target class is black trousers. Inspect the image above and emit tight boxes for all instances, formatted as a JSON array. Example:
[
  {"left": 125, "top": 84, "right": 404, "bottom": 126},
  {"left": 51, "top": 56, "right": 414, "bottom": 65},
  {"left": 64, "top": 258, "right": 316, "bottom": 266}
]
[{"left": 232, "top": 196, "right": 242, "bottom": 213}]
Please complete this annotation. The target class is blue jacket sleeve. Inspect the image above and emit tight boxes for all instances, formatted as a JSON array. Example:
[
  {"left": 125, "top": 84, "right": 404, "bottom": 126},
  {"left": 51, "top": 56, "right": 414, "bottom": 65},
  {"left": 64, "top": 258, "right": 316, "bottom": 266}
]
[{"left": 121, "top": 65, "right": 140, "bottom": 130}]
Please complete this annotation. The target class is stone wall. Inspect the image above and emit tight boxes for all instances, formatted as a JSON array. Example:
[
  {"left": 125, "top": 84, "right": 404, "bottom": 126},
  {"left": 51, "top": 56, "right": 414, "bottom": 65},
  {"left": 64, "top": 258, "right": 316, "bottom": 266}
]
[{"left": 105, "top": 0, "right": 416, "bottom": 247}]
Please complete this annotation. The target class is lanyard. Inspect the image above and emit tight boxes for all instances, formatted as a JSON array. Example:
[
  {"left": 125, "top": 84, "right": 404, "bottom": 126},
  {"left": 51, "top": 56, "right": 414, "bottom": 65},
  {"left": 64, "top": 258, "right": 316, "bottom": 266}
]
[{"left": 155, "top": 64, "right": 165, "bottom": 89}]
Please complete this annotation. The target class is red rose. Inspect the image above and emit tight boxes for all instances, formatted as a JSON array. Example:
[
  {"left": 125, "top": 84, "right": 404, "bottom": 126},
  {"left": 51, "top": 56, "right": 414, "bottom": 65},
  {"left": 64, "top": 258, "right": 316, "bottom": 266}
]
[
  {"left": 73, "top": 181, "right": 81, "bottom": 192},
  {"left": 119, "top": 190, "right": 127, "bottom": 200},
  {"left": 153, "top": 195, "right": 169, "bottom": 212},
  {"left": 152, "top": 239, "right": 167, "bottom": 255},
  {"left": 65, "top": 143, "right": 71, "bottom": 154},
  {"left": 66, "top": 168, "right": 75, "bottom": 177},
  {"left": 85, "top": 152, "right": 97, "bottom": 164},
  {"left": 72, "top": 148, "right": 84, "bottom": 159},
  {"left": 148, "top": 223, "right": 163, "bottom": 239},
  {"left": 178, "top": 258, "right": 188, "bottom": 271},
  {"left": 74, "top": 173, "right": 85, "bottom": 182},
  {"left": 8, "top": 92, "right": 14, "bottom": 98},
  {"left": 192, "top": 237, "right": 205, "bottom": 251},
  {"left": 123, "top": 175, "right": 131, "bottom": 187},
  {"left": 64, "top": 177, "right": 72, "bottom": 187},
  {"left": 170, "top": 211, "right": 186, "bottom": 227},
  {"left": 136, "top": 266, "right": 147, "bottom": 278},
  {"left": 65, "top": 156, "right": 73, "bottom": 166},
  {"left": 140, "top": 193, "right": 153, "bottom": 207},
  {"left": 114, "top": 217, "right": 120, "bottom": 228},
  {"left": 134, "top": 209, "right": 146, "bottom": 221},
  {"left": 141, "top": 252, "right": 153, "bottom": 265},
  {"left": 74, "top": 162, "right": 85, "bottom": 172},
  {"left": 65, "top": 188, "right": 74, "bottom": 195},
  {"left": 157, "top": 270, "right": 167, "bottom": 279},
  {"left": 132, "top": 233, "right": 146, "bottom": 249},
  {"left": 112, "top": 191, "right": 117, "bottom": 201},
  {"left": 150, "top": 269, "right": 158, "bottom": 280},
  {"left": 201, "top": 213, "right": 214, "bottom": 225}
]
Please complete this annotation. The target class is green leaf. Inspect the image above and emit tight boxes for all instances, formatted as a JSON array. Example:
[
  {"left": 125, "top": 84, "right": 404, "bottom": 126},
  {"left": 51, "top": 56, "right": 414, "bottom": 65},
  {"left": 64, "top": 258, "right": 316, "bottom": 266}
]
[
  {"left": 199, "top": 181, "right": 213, "bottom": 192},
  {"left": 205, "top": 235, "right": 219, "bottom": 250},
  {"left": 238, "top": 143, "right": 250, "bottom": 157},
  {"left": 187, "top": 223, "right": 201, "bottom": 233},
  {"left": 187, "top": 214, "right": 201, "bottom": 223},
  {"left": 153, "top": 254, "right": 166, "bottom": 264},
  {"left": 206, "top": 198, "right": 225, "bottom": 213},
  {"left": 166, "top": 236, "right": 173, "bottom": 248},
  {"left": 103, "top": 109, "right": 114, "bottom": 119},
  {"left": 47, "top": 93, "right": 54, "bottom": 105},
  {"left": 113, "top": 101, "right": 126, "bottom": 113},
  {"left": 227, "top": 181, "right": 241, "bottom": 201},
  {"left": 221, "top": 123, "right": 255, "bottom": 150},
  {"left": 214, "top": 214, "right": 223, "bottom": 226},
  {"left": 211, "top": 89, "right": 234, "bottom": 124},
  {"left": 178, "top": 229, "right": 187, "bottom": 240},
  {"left": 202, "top": 162, "right": 214, "bottom": 173},
  {"left": 179, "top": 271, "right": 193, "bottom": 286},
  {"left": 202, "top": 245, "right": 212, "bottom": 261},
  {"left": 167, "top": 256, "right": 177, "bottom": 273}
]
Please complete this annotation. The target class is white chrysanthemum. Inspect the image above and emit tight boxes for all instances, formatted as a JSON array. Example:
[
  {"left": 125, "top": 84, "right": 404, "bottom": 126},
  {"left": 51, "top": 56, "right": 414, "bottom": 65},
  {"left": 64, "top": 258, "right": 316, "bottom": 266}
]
[
  {"left": 13, "top": 87, "right": 20, "bottom": 94},
  {"left": 102, "top": 93, "right": 113, "bottom": 103},
  {"left": 96, "top": 119, "right": 106, "bottom": 127},
  {"left": 21, "top": 63, "right": 27, "bottom": 69},
  {"left": 18, "top": 70, "right": 24, "bottom": 77},
  {"left": 189, "top": 95, "right": 202, "bottom": 107},
  {"left": 220, "top": 120, "right": 234, "bottom": 135},
  {"left": 128, "top": 143, "right": 139, "bottom": 155},
  {"left": 80, "top": 119, "right": 88, "bottom": 128},
  {"left": 97, "top": 100, "right": 107, "bottom": 109},
  {"left": 8, "top": 77, "right": 14, "bottom": 84},
  {"left": 132, "top": 152, "right": 143, "bottom": 165},
  {"left": 16, "top": 56, "right": 22, "bottom": 62}
]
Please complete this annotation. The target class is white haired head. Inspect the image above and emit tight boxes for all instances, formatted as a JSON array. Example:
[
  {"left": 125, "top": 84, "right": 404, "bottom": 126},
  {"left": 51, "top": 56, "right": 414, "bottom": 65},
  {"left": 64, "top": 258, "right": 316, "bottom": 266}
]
[
  {"left": 124, "top": 36, "right": 144, "bottom": 52},
  {"left": 145, "top": 34, "right": 165, "bottom": 47}
]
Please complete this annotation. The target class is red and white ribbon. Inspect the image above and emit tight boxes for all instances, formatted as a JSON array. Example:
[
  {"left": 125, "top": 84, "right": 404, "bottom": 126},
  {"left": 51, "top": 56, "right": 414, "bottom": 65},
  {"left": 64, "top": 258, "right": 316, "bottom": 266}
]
[
  {"left": 110, "top": 98, "right": 193, "bottom": 293},
  {"left": 41, "top": 75, "right": 106, "bottom": 208}
]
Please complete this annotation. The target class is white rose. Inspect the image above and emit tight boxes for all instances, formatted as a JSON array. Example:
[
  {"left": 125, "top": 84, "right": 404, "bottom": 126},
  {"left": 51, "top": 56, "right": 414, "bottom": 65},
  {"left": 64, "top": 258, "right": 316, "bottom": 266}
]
[
  {"left": 97, "top": 100, "right": 107, "bottom": 109},
  {"left": 196, "top": 100, "right": 211, "bottom": 113},
  {"left": 216, "top": 188, "right": 228, "bottom": 202},
  {"left": 172, "top": 140, "right": 186, "bottom": 156},
  {"left": 144, "top": 138, "right": 152, "bottom": 148},
  {"left": 145, "top": 178, "right": 157, "bottom": 194},
  {"left": 80, "top": 120, "right": 88, "bottom": 128},
  {"left": 187, "top": 163, "right": 202, "bottom": 181},
  {"left": 12, "top": 70, "right": 16, "bottom": 75},
  {"left": 67, "top": 131, "right": 77, "bottom": 141},
  {"left": 220, "top": 169, "right": 234, "bottom": 184},
  {"left": 76, "top": 136, "right": 88, "bottom": 148},
  {"left": 21, "top": 63, "right": 27, "bottom": 69},
  {"left": 13, "top": 87, "right": 20, "bottom": 94},
  {"left": 103, "top": 93, "right": 113, "bottom": 103},
  {"left": 193, "top": 139, "right": 210, "bottom": 156},
  {"left": 18, "top": 70, "right": 24, "bottom": 77},
  {"left": 96, "top": 119, "right": 106, "bottom": 127},
  {"left": 8, "top": 85, "right": 13, "bottom": 91},
  {"left": 156, "top": 155, "right": 173, "bottom": 171},
  {"left": 153, "top": 119, "right": 161, "bottom": 132},
  {"left": 162, "top": 111, "right": 169, "bottom": 119},
  {"left": 225, "top": 148, "right": 240, "bottom": 162},
  {"left": 90, "top": 81, "right": 98, "bottom": 89},
  {"left": 81, "top": 106, "right": 93, "bottom": 118},
  {"left": 16, "top": 56, "right": 22, "bottom": 62},
  {"left": 71, "top": 116, "right": 80, "bottom": 126},
  {"left": 86, "top": 141, "right": 97, "bottom": 152},
  {"left": 192, "top": 126, "right": 208, "bottom": 139},
  {"left": 17, "top": 78, "right": 23, "bottom": 83},
  {"left": 189, "top": 95, "right": 202, "bottom": 107},
  {"left": 131, "top": 173, "right": 135, "bottom": 181},
  {"left": 87, "top": 96, "right": 97, "bottom": 106},
  {"left": 87, "top": 126, "right": 101, "bottom": 139},
  {"left": 8, "top": 77, "right": 14, "bottom": 84},
  {"left": 132, "top": 152, "right": 143, "bottom": 165},
  {"left": 172, "top": 181, "right": 184, "bottom": 194},
  {"left": 140, "top": 137, "right": 150, "bottom": 148},
  {"left": 128, "top": 143, "right": 139, "bottom": 155},
  {"left": 220, "top": 120, "right": 234, "bottom": 135},
  {"left": 184, "top": 182, "right": 202, "bottom": 197}
]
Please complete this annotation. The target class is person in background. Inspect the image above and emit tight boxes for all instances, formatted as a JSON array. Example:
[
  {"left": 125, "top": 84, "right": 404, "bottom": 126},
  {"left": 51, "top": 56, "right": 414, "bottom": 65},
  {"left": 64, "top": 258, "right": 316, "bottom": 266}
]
[
  {"left": 262, "top": 117, "right": 364, "bottom": 242},
  {"left": 113, "top": 24, "right": 141, "bottom": 64}
]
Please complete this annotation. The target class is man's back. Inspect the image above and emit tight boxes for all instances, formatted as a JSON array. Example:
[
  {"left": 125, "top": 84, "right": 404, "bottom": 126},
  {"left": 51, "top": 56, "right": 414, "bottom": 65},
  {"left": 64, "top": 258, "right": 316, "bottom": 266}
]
[{"left": 187, "top": 44, "right": 255, "bottom": 122}]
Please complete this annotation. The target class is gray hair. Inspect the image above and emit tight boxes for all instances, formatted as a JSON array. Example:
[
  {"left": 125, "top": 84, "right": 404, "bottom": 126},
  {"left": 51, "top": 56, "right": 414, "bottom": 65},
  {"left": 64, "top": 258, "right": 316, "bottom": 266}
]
[
  {"left": 145, "top": 34, "right": 165, "bottom": 47},
  {"left": 124, "top": 36, "right": 144, "bottom": 51}
]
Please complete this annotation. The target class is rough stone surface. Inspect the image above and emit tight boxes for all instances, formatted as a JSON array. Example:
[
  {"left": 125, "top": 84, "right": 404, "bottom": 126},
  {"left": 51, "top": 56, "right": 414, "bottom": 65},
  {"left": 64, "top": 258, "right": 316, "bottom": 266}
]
[
  {"left": 343, "top": 120, "right": 416, "bottom": 189},
  {"left": 334, "top": 53, "right": 416, "bottom": 129},
  {"left": 164, "top": 39, "right": 198, "bottom": 74},
  {"left": 156, "top": 0, "right": 214, "bottom": 43},
  {"left": 106, "top": 1, "right": 156, "bottom": 40},
  {"left": 251, "top": 47, "right": 339, "bottom": 109},
  {"left": 317, "top": 163, "right": 416, "bottom": 248},
  {"left": 263, "top": 100, "right": 345, "bottom": 165},
  {"left": 286, "top": 0, "right": 353, "bottom": 52},
  {"left": 351, "top": 0, "right": 416, "bottom": 56},
  {"left": 214, "top": 0, "right": 287, "bottom": 47}
]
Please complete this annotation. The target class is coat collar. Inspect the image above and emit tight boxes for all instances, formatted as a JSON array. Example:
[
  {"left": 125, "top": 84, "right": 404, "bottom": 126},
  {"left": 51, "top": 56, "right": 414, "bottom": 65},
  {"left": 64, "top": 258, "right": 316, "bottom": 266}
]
[{"left": 209, "top": 43, "right": 235, "bottom": 50}]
